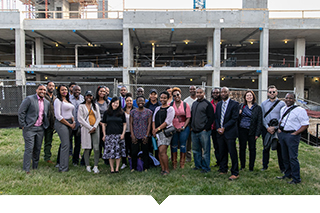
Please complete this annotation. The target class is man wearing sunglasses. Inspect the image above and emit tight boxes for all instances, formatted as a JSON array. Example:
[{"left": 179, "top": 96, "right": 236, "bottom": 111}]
[{"left": 261, "top": 85, "right": 286, "bottom": 172}]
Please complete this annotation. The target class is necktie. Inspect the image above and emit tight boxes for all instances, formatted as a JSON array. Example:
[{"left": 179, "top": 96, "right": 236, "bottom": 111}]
[
  {"left": 220, "top": 101, "right": 227, "bottom": 127},
  {"left": 122, "top": 97, "right": 125, "bottom": 107}
]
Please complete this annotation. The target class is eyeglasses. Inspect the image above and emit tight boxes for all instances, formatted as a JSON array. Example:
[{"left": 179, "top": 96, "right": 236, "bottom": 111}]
[
  {"left": 173, "top": 93, "right": 180, "bottom": 97},
  {"left": 268, "top": 91, "right": 276, "bottom": 94},
  {"left": 212, "top": 92, "right": 220, "bottom": 94}
]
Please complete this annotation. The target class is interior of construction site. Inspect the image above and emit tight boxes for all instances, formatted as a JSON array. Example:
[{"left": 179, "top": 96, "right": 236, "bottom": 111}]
[{"left": 1, "top": 0, "right": 320, "bottom": 145}]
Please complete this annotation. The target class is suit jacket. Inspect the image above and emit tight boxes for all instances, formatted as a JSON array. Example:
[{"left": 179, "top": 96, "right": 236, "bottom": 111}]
[
  {"left": 215, "top": 99, "right": 239, "bottom": 140},
  {"left": 18, "top": 94, "right": 50, "bottom": 129}
]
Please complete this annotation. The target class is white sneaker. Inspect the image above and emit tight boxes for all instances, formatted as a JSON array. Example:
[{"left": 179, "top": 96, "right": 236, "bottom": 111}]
[
  {"left": 55, "top": 164, "right": 59, "bottom": 168},
  {"left": 93, "top": 167, "right": 99, "bottom": 174},
  {"left": 86, "top": 166, "right": 91, "bottom": 172},
  {"left": 120, "top": 164, "right": 127, "bottom": 170}
]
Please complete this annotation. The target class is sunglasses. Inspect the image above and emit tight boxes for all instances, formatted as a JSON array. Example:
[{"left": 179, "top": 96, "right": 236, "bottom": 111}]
[
  {"left": 268, "top": 91, "right": 276, "bottom": 94},
  {"left": 173, "top": 93, "right": 180, "bottom": 97}
]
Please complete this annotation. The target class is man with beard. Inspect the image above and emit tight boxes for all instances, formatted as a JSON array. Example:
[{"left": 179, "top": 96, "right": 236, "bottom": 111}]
[
  {"left": 43, "top": 81, "right": 56, "bottom": 164},
  {"left": 119, "top": 86, "right": 128, "bottom": 108},
  {"left": 183, "top": 85, "right": 197, "bottom": 162},
  {"left": 18, "top": 84, "right": 50, "bottom": 174},
  {"left": 190, "top": 87, "right": 214, "bottom": 173},
  {"left": 211, "top": 88, "right": 221, "bottom": 168},
  {"left": 215, "top": 87, "right": 239, "bottom": 180},
  {"left": 277, "top": 93, "right": 309, "bottom": 184},
  {"left": 133, "top": 87, "right": 148, "bottom": 108},
  {"left": 69, "top": 85, "right": 84, "bottom": 165},
  {"left": 105, "top": 86, "right": 112, "bottom": 102},
  {"left": 261, "top": 85, "right": 286, "bottom": 172}
]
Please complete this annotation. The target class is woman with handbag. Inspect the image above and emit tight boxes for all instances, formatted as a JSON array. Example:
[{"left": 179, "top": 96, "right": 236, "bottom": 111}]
[
  {"left": 130, "top": 96, "right": 153, "bottom": 172},
  {"left": 78, "top": 91, "right": 101, "bottom": 173},
  {"left": 238, "top": 90, "right": 262, "bottom": 171},
  {"left": 152, "top": 91, "right": 175, "bottom": 175},
  {"left": 170, "top": 87, "right": 191, "bottom": 169},
  {"left": 102, "top": 97, "right": 126, "bottom": 173}
]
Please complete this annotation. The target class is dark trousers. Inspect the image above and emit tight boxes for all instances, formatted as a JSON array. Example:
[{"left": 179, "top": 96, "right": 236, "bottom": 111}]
[
  {"left": 23, "top": 126, "right": 44, "bottom": 172},
  {"left": 70, "top": 129, "right": 81, "bottom": 164},
  {"left": 218, "top": 134, "right": 239, "bottom": 176},
  {"left": 262, "top": 127, "right": 285, "bottom": 171},
  {"left": 238, "top": 128, "right": 256, "bottom": 170},
  {"left": 131, "top": 138, "right": 150, "bottom": 170},
  {"left": 211, "top": 129, "right": 220, "bottom": 166},
  {"left": 122, "top": 132, "right": 132, "bottom": 165},
  {"left": 279, "top": 132, "right": 301, "bottom": 183},
  {"left": 186, "top": 130, "right": 192, "bottom": 161},
  {"left": 43, "top": 126, "right": 54, "bottom": 161}
]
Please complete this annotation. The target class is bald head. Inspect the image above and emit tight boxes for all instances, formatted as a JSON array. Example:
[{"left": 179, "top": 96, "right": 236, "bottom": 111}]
[{"left": 221, "top": 87, "right": 229, "bottom": 101}]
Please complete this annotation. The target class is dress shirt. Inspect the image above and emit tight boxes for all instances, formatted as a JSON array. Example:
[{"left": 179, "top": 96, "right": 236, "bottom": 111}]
[
  {"left": 261, "top": 98, "right": 286, "bottom": 129},
  {"left": 220, "top": 98, "right": 230, "bottom": 127},
  {"left": 70, "top": 94, "right": 84, "bottom": 130},
  {"left": 34, "top": 94, "right": 44, "bottom": 126},
  {"left": 279, "top": 105, "right": 309, "bottom": 131}
]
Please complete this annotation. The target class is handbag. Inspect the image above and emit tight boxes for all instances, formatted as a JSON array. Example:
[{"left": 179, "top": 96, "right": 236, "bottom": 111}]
[{"left": 163, "top": 126, "right": 176, "bottom": 137}]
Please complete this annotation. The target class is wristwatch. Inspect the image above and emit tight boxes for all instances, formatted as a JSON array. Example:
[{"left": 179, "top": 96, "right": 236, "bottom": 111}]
[
  {"left": 181, "top": 126, "right": 185, "bottom": 130},
  {"left": 158, "top": 127, "right": 161, "bottom": 131}
]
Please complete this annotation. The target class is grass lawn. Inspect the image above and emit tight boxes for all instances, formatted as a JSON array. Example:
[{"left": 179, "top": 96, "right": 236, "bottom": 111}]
[{"left": 0, "top": 128, "right": 320, "bottom": 204}]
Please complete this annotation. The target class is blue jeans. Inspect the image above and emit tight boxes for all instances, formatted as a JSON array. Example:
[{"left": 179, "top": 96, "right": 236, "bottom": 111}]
[
  {"left": 171, "top": 126, "right": 190, "bottom": 153},
  {"left": 191, "top": 130, "right": 211, "bottom": 171}
]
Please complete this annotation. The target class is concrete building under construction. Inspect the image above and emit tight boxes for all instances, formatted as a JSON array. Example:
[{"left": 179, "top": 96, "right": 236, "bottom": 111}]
[{"left": 1, "top": 0, "right": 320, "bottom": 104}]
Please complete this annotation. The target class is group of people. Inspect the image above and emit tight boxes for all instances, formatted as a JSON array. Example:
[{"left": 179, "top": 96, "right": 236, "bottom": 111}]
[{"left": 18, "top": 82, "right": 309, "bottom": 184}]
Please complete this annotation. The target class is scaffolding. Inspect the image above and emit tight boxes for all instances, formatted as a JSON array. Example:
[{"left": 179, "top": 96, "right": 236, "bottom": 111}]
[
  {"left": 18, "top": 0, "right": 99, "bottom": 18},
  {"left": 0, "top": 0, "right": 17, "bottom": 9}
]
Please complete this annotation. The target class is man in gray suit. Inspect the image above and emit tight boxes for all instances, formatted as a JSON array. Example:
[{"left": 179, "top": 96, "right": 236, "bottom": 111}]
[{"left": 18, "top": 84, "right": 50, "bottom": 174}]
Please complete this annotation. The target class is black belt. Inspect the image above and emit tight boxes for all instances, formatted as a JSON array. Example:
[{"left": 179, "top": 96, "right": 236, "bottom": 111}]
[{"left": 282, "top": 130, "right": 295, "bottom": 133}]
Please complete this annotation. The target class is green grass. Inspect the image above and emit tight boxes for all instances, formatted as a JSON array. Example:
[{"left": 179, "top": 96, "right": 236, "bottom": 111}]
[{"left": 0, "top": 128, "right": 320, "bottom": 203}]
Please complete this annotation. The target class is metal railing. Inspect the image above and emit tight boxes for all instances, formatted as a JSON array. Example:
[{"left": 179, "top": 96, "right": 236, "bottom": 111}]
[{"left": 22, "top": 10, "right": 123, "bottom": 19}]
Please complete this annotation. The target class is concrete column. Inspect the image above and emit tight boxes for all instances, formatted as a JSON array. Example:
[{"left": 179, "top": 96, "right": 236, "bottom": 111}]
[
  {"left": 15, "top": 28, "right": 26, "bottom": 85},
  {"left": 258, "top": 27, "right": 269, "bottom": 104},
  {"left": 213, "top": 28, "right": 220, "bottom": 88},
  {"left": 207, "top": 37, "right": 213, "bottom": 65},
  {"left": 294, "top": 73, "right": 304, "bottom": 99},
  {"left": 206, "top": 73, "right": 212, "bottom": 99},
  {"left": 294, "top": 38, "right": 305, "bottom": 67},
  {"left": 35, "top": 37, "right": 44, "bottom": 65},
  {"left": 122, "top": 28, "right": 133, "bottom": 88}
]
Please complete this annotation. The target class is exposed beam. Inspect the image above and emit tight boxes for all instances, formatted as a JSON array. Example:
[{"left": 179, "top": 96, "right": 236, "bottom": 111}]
[
  {"left": 169, "top": 28, "right": 174, "bottom": 43},
  {"left": 239, "top": 28, "right": 260, "bottom": 44},
  {"left": 33, "top": 31, "right": 66, "bottom": 48}
]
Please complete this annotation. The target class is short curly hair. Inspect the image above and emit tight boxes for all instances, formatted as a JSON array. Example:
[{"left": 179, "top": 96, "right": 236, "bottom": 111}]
[{"left": 171, "top": 87, "right": 181, "bottom": 95}]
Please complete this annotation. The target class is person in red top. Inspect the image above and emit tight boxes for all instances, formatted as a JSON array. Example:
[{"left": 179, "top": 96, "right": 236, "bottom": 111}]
[
  {"left": 171, "top": 87, "right": 191, "bottom": 169},
  {"left": 211, "top": 88, "right": 221, "bottom": 168}
]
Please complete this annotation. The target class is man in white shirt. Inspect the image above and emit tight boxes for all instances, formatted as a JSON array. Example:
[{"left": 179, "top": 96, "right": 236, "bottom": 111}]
[
  {"left": 277, "top": 93, "right": 309, "bottom": 184},
  {"left": 183, "top": 85, "right": 197, "bottom": 162}
]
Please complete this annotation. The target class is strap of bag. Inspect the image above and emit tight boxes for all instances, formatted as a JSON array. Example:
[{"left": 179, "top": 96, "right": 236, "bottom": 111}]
[
  {"left": 170, "top": 101, "right": 186, "bottom": 113},
  {"left": 264, "top": 100, "right": 280, "bottom": 118},
  {"left": 280, "top": 105, "right": 298, "bottom": 122}
]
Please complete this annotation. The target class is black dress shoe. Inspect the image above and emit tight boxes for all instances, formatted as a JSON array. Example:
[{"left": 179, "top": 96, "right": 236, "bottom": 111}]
[
  {"left": 201, "top": 169, "right": 209, "bottom": 173},
  {"left": 192, "top": 167, "right": 200, "bottom": 170},
  {"left": 288, "top": 180, "right": 301, "bottom": 184},
  {"left": 276, "top": 175, "right": 291, "bottom": 179},
  {"left": 261, "top": 167, "right": 268, "bottom": 171}
]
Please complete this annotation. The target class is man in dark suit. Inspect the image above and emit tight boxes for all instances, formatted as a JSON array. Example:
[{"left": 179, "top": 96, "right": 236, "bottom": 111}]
[
  {"left": 119, "top": 85, "right": 127, "bottom": 108},
  {"left": 18, "top": 84, "right": 50, "bottom": 174},
  {"left": 215, "top": 87, "right": 240, "bottom": 180}
]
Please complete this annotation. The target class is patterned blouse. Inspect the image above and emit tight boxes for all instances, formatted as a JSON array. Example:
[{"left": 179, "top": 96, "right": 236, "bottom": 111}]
[{"left": 130, "top": 108, "right": 153, "bottom": 139}]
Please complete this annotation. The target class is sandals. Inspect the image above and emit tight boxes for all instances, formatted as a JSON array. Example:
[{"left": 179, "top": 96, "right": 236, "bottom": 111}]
[{"left": 160, "top": 171, "right": 169, "bottom": 176}]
